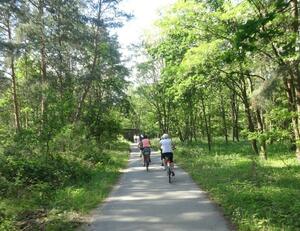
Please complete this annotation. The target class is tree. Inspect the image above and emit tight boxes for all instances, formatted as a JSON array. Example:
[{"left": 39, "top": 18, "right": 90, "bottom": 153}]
[{"left": 0, "top": 0, "right": 23, "bottom": 132}]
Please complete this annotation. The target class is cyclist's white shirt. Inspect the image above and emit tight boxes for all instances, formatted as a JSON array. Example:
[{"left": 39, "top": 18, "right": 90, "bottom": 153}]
[{"left": 160, "top": 138, "right": 173, "bottom": 153}]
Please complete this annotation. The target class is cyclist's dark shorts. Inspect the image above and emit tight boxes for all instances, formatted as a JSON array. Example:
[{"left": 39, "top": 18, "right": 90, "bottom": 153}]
[{"left": 163, "top": 152, "right": 173, "bottom": 162}]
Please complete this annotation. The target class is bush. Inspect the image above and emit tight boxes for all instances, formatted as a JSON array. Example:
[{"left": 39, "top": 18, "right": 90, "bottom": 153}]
[
  {"left": 0, "top": 153, "right": 92, "bottom": 197},
  {"left": 0, "top": 121, "right": 130, "bottom": 230}
]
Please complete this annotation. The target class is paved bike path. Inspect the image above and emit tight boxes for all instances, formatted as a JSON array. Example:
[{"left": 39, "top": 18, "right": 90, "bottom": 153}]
[{"left": 82, "top": 144, "right": 232, "bottom": 231}]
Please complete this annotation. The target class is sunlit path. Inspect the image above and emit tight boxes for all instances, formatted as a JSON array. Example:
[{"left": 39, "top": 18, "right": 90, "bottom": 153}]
[{"left": 81, "top": 144, "right": 232, "bottom": 231}]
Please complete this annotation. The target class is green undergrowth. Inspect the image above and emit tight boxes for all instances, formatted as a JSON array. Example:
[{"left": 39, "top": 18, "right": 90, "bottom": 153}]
[
  {"left": 0, "top": 139, "right": 129, "bottom": 231},
  {"left": 176, "top": 140, "right": 300, "bottom": 231}
]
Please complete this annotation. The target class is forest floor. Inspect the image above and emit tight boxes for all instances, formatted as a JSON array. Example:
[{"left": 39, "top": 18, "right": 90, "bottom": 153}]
[{"left": 79, "top": 143, "right": 232, "bottom": 231}]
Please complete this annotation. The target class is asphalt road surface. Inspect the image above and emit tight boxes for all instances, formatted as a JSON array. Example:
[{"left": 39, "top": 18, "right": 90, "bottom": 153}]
[{"left": 81, "top": 143, "right": 233, "bottom": 231}]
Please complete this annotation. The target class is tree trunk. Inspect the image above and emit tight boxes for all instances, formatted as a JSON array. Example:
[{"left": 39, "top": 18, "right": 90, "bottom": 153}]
[
  {"left": 256, "top": 109, "right": 267, "bottom": 159},
  {"left": 7, "top": 17, "right": 21, "bottom": 132},
  {"left": 192, "top": 111, "right": 198, "bottom": 141},
  {"left": 198, "top": 110, "right": 205, "bottom": 139},
  {"left": 246, "top": 105, "right": 259, "bottom": 155},
  {"left": 39, "top": 0, "right": 47, "bottom": 123},
  {"left": 231, "top": 93, "right": 235, "bottom": 141},
  {"left": 235, "top": 99, "right": 240, "bottom": 142},
  {"left": 25, "top": 111, "right": 28, "bottom": 129},
  {"left": 178, "top": 129, "right": 184, "bottom": 142},
  {"left": 157, "top": 108, "right": 164, "bottom": 133},
  {"left": 283, "top": 77, "right": 297, "bottom": 150},
  {"left": 291, "top": 0, "right": 300, "bottom": 161},
  {"left": 247, "top": 75, "right": 267, "bottom": 159},
  {"left": 57, "top": 8, "right": 66, "bottom": 126},
  {"left": 231, "top": 92, "right": 239, "bottom": 141},
  {"left": 188, "top": 98, "right": 195, "bottom": 142},
  {"left": 201, "top": 95, "right": 211, "bottom": 151},
  {"left": 74, "top": 0, "right": 102, "bottom": 122},
  {"left": 162, "top": 100, "right": 169, "bottom": 133},
  {"left": 220, "top": 94, "right": 228, "bottom": 143},
  {"left": 241, "top": 79, "right": 259, "bottom": 155},
  {"left": 208, "top": 111, "right": 212, "bottom": 145}
]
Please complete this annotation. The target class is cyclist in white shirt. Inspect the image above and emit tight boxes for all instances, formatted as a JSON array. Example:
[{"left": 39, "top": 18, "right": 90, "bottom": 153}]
[{"left": 159, "top": 133, "right": 175, "bottom": 176}]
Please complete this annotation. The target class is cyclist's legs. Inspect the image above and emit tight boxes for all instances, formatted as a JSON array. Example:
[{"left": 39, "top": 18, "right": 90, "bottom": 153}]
[
  {"left": 143, "top": 154, "right": 149, "bottom": 164},
  {"left": 163, "top": 152, "right": 173, "bottom": 167},
  {"left": 161, "top": 152, "right": 166, "bottom": 166},
  {"left": 164, "top": 152, "right": 174, "bottom": 170},
  {"left": 142, "top": 147, "right": 151, "bottom": 164},
  {"left": 160, "top": 148, "right": 163, "bottom": 165},
  {"left": 168, "top": 154, "right": 175, "bottom": 176}
]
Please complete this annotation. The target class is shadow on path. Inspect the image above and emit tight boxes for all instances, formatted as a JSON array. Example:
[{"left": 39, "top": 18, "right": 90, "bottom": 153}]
[{"left": 80, "top": 143, "right": 233, "bottom": 231}]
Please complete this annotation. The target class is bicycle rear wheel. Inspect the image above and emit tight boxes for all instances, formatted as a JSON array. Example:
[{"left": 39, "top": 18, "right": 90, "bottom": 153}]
[
  {"left": 146, "top": 158, "right": 149, "bottom": 171},
  {"left": 168, "top": 167, "right": 171, "bottom": 183},
  {"left": 144, "top": 155, "right": 149, "bottom": 171}
]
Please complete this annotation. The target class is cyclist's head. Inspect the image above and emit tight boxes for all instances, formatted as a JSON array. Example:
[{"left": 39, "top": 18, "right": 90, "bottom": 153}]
[
  {"left": 161, "top": 133, "right": 169, "bottom": 139},
  {"left": 143, "top": 135, "right": 148, "bottom": 139}
]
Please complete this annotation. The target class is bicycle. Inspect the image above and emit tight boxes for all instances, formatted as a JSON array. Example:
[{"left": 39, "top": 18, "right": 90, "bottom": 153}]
[
  {"left": 165, "top": 156, "right": 175, "bottom": 183},
  {"left": 143, "top": 147, "right": 151, "bottom": 171}
]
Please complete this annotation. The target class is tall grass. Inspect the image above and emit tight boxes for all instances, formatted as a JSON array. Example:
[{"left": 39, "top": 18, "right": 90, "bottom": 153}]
[{"left": 175, "top": 140, "right": 300, "bottom": 231}]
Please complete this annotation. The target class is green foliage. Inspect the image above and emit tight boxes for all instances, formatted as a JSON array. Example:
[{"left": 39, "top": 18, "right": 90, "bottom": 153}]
[
  {"left": 0, "top": 0, "right": 131, "bottom": 228},
  {"left": 0, "top": 132, "right": 129, "bottom": 230},
  {"left": 176, "top": 140, "right": 300, "bottom": 230},
  {"left": 136, "top": 0, "right": 300, "bottom": 157}
]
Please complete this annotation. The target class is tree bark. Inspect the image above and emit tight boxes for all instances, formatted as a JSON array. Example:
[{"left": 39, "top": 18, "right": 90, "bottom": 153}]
[
  {"left": 192, "top": 109, "right": 198, "bottom": 141},
  {"left": 7, "top": 16, "right": 21, "bottom": 132},
  {"left": 283, "top": 76, "right": 297, "bottom": 150},
  {"left": 235, "top": 96, "right": 240, "bottom": 141},
  {"left": 231, "top": 92, "right": 239, "bottom": 141},
  {"left": 256, "top": 109, "right": 267, "bottom": 159},
  {"left": 220, "top": 93, "right": 228, "bottom": 143},
  {"left": 241, "top": 78, "right": 259, "bottom": 155},
  {"left": 74, "top": 0, "right": 102, "bottom": 122},
  {"left": 200, "top": 95, "right": 211, "bottom": 151},
  {"left": 56, "top": 6, "right": 67, "bottom": 125},
  {"left": 38, "top": 0, "right": 47, "bottom": 123},
  {"left": 247, "top": 75, "right": 267, "bottom": 158},
  {"left": 291, "top": 0, "right": 300, "bottom": 160}
]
